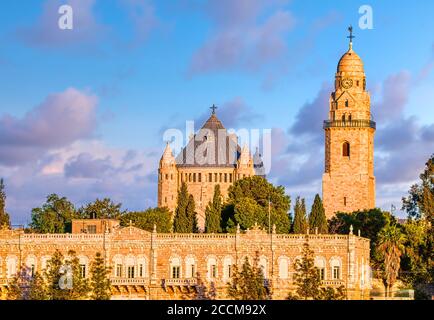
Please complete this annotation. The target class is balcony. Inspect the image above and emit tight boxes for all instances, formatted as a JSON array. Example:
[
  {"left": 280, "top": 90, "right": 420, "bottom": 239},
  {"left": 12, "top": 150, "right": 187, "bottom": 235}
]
[
  {"left": 110, "top": 278, "right": 149, "bottom": 286},
  {"left": 321, "top": 280, "right": 345, "bottom": 286},
  {"left": 323, "top": 120, "right": 376, "bottom": 129},
  {"left": 163, "top": 278, "right": 198, "bottom": 287}
]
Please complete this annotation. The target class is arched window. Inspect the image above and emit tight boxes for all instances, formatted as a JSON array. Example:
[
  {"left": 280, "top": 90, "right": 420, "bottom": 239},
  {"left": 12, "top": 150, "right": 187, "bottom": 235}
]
[
  {"left": 278, "top": 257, "right": 289, "bottom": 279},
  {"left": 259, "top": 256, "right": 268, "bottom": 278},
  {"left": 343, "top": 142, "right": 350, "bottom": 157},
  {"left": 315, "top": 257, "right": 326, "bottom": 280},
  {"left": 25, "top": 255, "right": 37, "bottom": 278},
  {"left": 348, "top": 114, "right": 352, "bottom": 121},
  {"left": 345, "top": 100, "right": 349, "bottom": 107},
  {"left": 342, "top": 114, "right": 346, "bottom": 121},
  {"left": 207, "top": 257, "right": 217, "bottom": 280},
  {"left": 6, "top": 256, "right": 18, "bottom": 278},
  {"left": 223, "top": 256, "right": 234, "bottom": 281},
  {"left": 330, "top": 258, "right": 342, "bottom": 280},
  {"left": 185, "top": 256, "right": 196, "bottom": 278},
  {"left": 137, "top": 256, "right": 147, "bottom": 278},
  {"left": 170, "top": 257, "right": 181, "bottom": 279}
]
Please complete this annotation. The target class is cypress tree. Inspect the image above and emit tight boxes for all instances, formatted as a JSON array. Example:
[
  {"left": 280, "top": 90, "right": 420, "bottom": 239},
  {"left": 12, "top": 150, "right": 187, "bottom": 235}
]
[
  {"left": 173, "top": 182, "right": 190, "bottom": 233},
  {"left": 28, "top": 272, "right": 48, "bottom": 300},
  {"left": 293, "top": 197, "right": 307, "bottom": 234},
  {"left": 309, "top": 194, "right": 328, "bottom": 234},
  {"left": 90, "top": 252, "right": 112, "bottom": 300},
  {"left": 205, "top": 185, "right": 223, "bottom": 233},
  {"left": 187, "top": 194, "right": 199, "bottom": 233}
]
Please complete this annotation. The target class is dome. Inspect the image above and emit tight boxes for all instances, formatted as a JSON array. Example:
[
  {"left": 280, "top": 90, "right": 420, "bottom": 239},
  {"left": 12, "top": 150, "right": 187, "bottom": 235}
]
[{"left": 337, "top": 47, "right": 364, "bottom": 73}]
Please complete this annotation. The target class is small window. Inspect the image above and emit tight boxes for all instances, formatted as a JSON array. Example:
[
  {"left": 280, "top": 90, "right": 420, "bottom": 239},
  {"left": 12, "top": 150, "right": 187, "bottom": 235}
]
[
  {"left": 193, "top": 173, "right": 196, "bottom": 183},
  {"left": 190, "top": 264, "right": 196, "bottom": 278},
  {"left": 342, "top": 115, "right": 346, "bottom": 121},
  {"left": 209, "top": 173, "right": 212, "bottom": 182},
  {"left": 210, "top": 265, "right": 217, "bottom": 278},
  {"left": 128, "top": 266, "right": 135, "bottom": 279},
  {"left": 116, "top": 264, "right": 122, "bottom": 277},
  {"left": 87, "top": 225, "right": 97, "bottom": 234},
  {"left": 198, "top": 173, "right": 201, "bottom": 183},
  {"left": 319, "top": 268, "right": 325, "bottom": 280},
  {"left": 227, "top": 265, "right": 232, "bottom": 278},
  {"left": 343, "top": 142, "right": 350, "bottom": 157},
  {"left": 172, "top": 266, "right": 180, "bottom": 279},
  {"left": 165, "top": 174, "right": 169, "bottom": 180},
  {"left": 348, "top": 114, "right": 352, "bottom": 121},
  {"left": 345, "top": 100, "right": 349, "bottom": 107},
  {"left": 333, "top": 266, "right": 341, "bottom": 280},
  {"left": 80, "top": 264, "right": 86, "bottom": 278},
  {"left": 139, "top": 264, "right": 144, "bottom": 277},
  {"left": 229, "top": 174, "right": 233, "bottom": 183},
  {"left": 356, "top": 80, "right": 360, "bottom": 87},
  {"left": 344, "top": 197, "right": 347, "bottom": 206},
  {"left": 30, "top": 264, "right": 36, "bottom": 278},
  {"left": 224, "top": 173, "right": 227, "bottom": 183}
]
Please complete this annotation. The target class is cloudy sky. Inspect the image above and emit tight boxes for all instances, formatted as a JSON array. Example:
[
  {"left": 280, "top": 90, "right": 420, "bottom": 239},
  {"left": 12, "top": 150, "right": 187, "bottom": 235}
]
[{"left": 0, "top": 0, "right": 433, "bottom": 224}]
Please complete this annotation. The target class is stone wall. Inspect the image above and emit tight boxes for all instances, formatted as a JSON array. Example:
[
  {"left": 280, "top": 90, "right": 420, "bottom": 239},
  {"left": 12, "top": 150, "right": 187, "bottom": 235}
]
[{"left": 0, "top": 225, "right": 371, "bottom": 300}]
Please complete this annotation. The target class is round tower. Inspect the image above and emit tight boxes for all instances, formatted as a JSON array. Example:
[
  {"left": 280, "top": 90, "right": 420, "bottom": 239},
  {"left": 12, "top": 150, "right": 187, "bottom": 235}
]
[
  {"left": 235, "top": 145, "right": 255, "bottom": 180},
  {"left": 158, "top": 142, "right": 178, "bottom": 212}
]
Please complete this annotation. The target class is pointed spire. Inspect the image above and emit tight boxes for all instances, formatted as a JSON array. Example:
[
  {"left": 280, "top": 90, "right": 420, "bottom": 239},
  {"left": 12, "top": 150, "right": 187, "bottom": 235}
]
[{"left": 160, "top": 142, "right": 175, "bottom": 166}]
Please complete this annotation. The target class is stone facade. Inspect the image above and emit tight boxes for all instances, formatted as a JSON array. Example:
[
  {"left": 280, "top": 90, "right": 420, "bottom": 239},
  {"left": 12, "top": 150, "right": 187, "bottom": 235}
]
[
  {"left": 0, "top": 221, "right": 371, "bottom": 300},
  {"left": 158, "top": 112, "right": 260, "bottom": 230},
  {"left": 322, "top": 40, "right": 376, "bottom": 218}
]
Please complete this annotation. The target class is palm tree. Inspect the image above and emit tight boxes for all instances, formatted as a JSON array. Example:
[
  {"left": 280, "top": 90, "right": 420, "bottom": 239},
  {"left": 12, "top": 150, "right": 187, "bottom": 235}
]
[{"left": 377, "top": 225, "right": 406, "bottom": 298}]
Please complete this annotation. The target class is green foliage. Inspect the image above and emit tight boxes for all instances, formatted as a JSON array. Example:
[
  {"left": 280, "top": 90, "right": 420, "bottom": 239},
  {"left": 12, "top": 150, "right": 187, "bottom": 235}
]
[
  {"left": 308, "top": 194, "right": 328, "bottom": 234},
  {"left": 28, "top": 272, "right": 49, "bottom": 300},
  {"left": 293, "top": 197, "right": 307, "bottom": 234},
  {"left": 223, "top": 176, "right": 291, "bottom": 233},
  {"left": 79, "top": 198, "right": 125, "bottom": 219},
  {"left": 288, "top": 238, "right": 346, "bottom": 300},
  {"left": 402, "top": 154, "right": 434, "bottom": 222},
  {"left": 228, "top": 256, "right": 270, "bottom": 300},
  {"left": 377, "top": 225, "right": 406, "bottom": 297},
  {"left": 90, "top": 252, "right": 112, "bottom": 300},
  {"left": 205, "top": 185, "right": 223, "bottom": 233},
  {"left": 6, "top": 273, "right": 24, "bottom": 300},
  {"left": 328, "top": 208, "right": 395, "bottom": 268},
  {"left": 400, "top": 219, "right": 432, "bottom": 287},
  {"left": 0, "top": 178, "right": 11, "bottom": 228},
  {"left": 120, "top": 207, "right": 172, "bottom": 233},
  {"left": 30, "top": 194, "right": 77, "bottom": 233},
  {"left": 174, "top": 183, "right": 198, "bottom": 233}
]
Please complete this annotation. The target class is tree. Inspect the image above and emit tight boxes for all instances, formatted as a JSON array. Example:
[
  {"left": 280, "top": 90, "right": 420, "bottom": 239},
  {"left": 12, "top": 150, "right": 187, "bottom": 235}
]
[
  {"left": 288, "top": 238, "right": 346, "bottom": 300},
  {"left": 328, "top": 208, "right": 395, "bottom": 268},
  {"left": 293, "top": 197, "right": 307, "bottom": 234},
  {"left": 308, "top": 194, "right": 328, "bottom": 234},
  {"left": 28, "top": 272, "right": 49, "bottom": 300},
  {"left": 402, "top": 154, "right": 433, "bottom": 222},
  {"left": 120, "top": 207, "right": 172, "bottom": 233},
  {"left": 205, "top": 185, "right": 223, "bottom": 233},
  {"left": 90, "top": 252, "right": 111, "bottom": 300},
  {"left": 228, "top": 255, "right": 270, "bottom": 300},
  {"left": 223, "top": 176, "right": 291, "bottom": 233},
  {"left": 173, "top": 183, "right": 198, "bottom": 233},
  {"left": 377, "top": 224, "right": 406, "bottom": 297},
  {"left": 79, "top": 198, "right": 125, "bottom": 219},
  {"left": 186, "top": 194, "right": 199, "bottom": 233},
  {"left": 30, "top": 194, "right": 77, "bottom": 233},
  {"left": 67, "top": 250, "right": 91, "bottom": 300},
  {"left": 0, "top": 178, "right": 11, "bottom": 228},
  {"left": 7, "top": 272, "right": 25, "bottom": 300},
  {"left": 233, "top": 197, "right": 266, "bottom": 231},
  {"left": 173, "top": 182, "right": 190, "bottom": 233}
]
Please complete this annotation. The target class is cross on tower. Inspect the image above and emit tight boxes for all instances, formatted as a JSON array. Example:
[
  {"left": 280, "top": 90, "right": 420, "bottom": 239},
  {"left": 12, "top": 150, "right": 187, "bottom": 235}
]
[
  {"left": 210, "top": 104, "right": 218, "bottom": 114},
  {"left": 347, "top": 25, "right": 355, "bottom": 43}
]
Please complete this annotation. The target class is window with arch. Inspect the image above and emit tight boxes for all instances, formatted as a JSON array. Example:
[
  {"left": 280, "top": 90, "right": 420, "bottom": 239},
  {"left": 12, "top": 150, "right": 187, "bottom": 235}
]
[
  {"left": 259, "top": 256, "right": 268, "bottom": 278},
  {"left": 6, "top": 256, "right": 18, "bottom": 278},
  {"left": 112, "top": 255, "right": 123, "bottom": 277},
  {"left": 345, "top": 100, "right": 349, "bottom": 107},
  {"left": 342, "top": 142, "right": 350, "bottom": 157},
  {"left": 223, "top": 256, "right": 234, "bottom": 281},
  {"left": 185, "top": 256, "right": 196, "bottom": 278},
  {"left": 330, "top": 258, "right": 342, "bottom": 280},
  {"left": 78, "top": 256, "right": 89, "bottom": 278},
  {"left": 348, "top": 114, "right": 352, "bottom": 121},
  {"left": 137, "top": 256, "right": 147, "bottom": 278},
  {"left": 170, "top": 257, "right": 181, "bottom": 279},
  {"left": 315, "top": 257, "right": 326, "bottom": 281},
  {"left": 25, "top": 255, "right": 37, "bottom": 278},
  {"left": 207, "top": 257, "right": 217, "bottom": 280},
  {"left": 342, "top": 114, "right": 346, "bottom": 121},
  {"left": 278, "top": 257, "right": 289, "bottom": 279}
]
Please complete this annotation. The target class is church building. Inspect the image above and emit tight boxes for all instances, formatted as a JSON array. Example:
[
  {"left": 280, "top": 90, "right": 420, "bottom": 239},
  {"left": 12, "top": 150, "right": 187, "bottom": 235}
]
[
  {"left": 322, "top": 27, "right": 376, "bottom": 218},
  {"left": 158, "top": 107, "right": 265, "bottom": 230}
]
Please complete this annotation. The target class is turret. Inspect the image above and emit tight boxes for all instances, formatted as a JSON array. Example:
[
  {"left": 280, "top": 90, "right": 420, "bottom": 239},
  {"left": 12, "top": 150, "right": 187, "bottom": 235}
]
[{"left": 158, "top": 143, "right": 178, "bottom": 211}]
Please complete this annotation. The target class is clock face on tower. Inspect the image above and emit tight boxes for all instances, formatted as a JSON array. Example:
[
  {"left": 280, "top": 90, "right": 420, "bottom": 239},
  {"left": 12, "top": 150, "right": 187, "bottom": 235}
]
[{"left": 341, "top": 78, "right": 353, "bottom": 89}]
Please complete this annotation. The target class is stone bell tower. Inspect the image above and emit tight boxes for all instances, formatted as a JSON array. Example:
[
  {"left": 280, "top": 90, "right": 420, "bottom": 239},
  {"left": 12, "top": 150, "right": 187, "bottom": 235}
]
[{"left": 322, "top": 26, "right": 376, "bottom": 218}]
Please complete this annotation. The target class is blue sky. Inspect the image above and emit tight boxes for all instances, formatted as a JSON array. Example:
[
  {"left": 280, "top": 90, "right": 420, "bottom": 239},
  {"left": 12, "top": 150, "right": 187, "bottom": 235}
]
[{"left": 0, "top": 0, "right": 433, "bottom": 224}]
